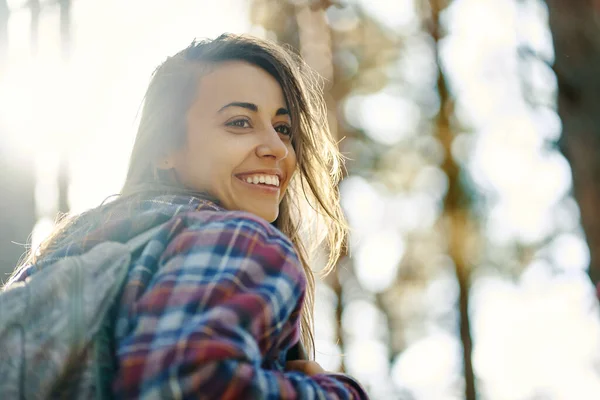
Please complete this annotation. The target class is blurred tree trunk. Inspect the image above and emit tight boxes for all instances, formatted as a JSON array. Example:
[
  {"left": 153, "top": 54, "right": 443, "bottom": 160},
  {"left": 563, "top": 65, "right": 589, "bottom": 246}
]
[
  {"left": 546, "top": 0, "right": 600, "bottom": 295},
  {"left": 58, "top": 0, "right": 71, "bottom": 214},
  {"left": 30, "top": 0, "right": 40, "bottom": 54},
  {"left": 429, "top": 0, "right": 477, "bottom": 399},
  {"left": 0, "top": 1, "right": 36, "bottom": 282},
  {"left": 0, "top": 0, "right": 8, "bottom": 71}
]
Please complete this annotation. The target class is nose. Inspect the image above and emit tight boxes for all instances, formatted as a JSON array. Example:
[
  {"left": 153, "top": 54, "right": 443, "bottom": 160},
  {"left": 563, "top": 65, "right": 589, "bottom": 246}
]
[{"left": 255, "top": 127, "right": 289, "bottom": 161}]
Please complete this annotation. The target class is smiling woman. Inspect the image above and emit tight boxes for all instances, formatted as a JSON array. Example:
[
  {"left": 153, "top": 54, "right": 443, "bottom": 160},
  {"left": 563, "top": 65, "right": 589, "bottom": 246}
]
[{"left": 4, "top": 34, "right": 367, "bottom": 398}]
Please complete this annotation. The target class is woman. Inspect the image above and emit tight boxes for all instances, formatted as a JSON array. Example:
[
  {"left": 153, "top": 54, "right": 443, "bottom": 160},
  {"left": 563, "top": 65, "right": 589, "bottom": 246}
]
[{"left": 8, "top": 34, "right": 367, "bottom": 398}]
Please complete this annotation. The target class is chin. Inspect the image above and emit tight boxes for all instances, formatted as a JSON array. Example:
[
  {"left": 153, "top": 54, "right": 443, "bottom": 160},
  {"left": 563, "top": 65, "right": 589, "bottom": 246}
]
[
  {"left": 260, "top": 211, "right": 279, "bottom": 223},
  {"left": 246, "top": 207, "right": 278, "bottom": 223}
]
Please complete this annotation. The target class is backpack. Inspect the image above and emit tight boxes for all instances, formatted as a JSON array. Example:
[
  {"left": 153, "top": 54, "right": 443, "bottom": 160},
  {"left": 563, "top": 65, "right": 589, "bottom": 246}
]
[{"left": 0, "top": 223, "right": 165, "bottom": 399}]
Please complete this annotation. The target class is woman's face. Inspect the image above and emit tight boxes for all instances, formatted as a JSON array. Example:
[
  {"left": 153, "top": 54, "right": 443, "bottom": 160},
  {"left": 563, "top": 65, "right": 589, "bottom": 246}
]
[{"left": 164, "top": 61, "right": 297, "bottom": 222}]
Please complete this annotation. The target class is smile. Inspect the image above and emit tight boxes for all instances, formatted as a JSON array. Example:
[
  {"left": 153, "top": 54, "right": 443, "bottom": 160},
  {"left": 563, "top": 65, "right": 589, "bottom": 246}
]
[
  {"left": 234, "top": 173, "right": 281, "bottom": 194},
  {"left": 240, "top": 174, "right": 280, "bottom": 187}
]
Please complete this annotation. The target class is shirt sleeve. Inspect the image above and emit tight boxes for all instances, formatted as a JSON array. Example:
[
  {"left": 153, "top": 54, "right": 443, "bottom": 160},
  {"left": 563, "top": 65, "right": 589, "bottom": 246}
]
[{"left": 113, "top": 212, "right": 368, "bottom": 400}]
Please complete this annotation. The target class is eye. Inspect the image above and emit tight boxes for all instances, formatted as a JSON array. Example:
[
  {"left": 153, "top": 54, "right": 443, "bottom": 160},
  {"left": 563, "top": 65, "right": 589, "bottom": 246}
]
[
  {"left": 275, "top": 124, "right": 292, "bottom": 137},
  {"left": 226, "top": 118, "right": 251, "bottom": 128}
]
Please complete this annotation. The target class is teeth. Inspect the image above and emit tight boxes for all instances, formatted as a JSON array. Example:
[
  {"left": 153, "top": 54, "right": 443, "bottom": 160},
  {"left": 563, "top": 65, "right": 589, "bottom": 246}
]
[{"left": 241, "top": 174, "right": 280, "bottom": 187}]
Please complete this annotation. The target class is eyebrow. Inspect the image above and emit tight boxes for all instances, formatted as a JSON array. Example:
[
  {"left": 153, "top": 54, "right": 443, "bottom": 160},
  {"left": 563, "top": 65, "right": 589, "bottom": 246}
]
[{"left": 218, "top": 101, "right": 289, "bottom": 116}]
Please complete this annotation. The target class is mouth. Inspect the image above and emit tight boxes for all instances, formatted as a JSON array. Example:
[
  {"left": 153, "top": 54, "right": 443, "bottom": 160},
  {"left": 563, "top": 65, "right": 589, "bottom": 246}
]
[{"left": 234, "top": 172, "right": 282, "bottom": 194}]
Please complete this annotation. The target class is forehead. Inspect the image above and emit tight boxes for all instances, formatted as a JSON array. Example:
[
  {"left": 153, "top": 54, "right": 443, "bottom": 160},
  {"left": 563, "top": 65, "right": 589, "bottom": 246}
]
[{"left": 193, "top": 61, "right": 287, "bottom": 112}]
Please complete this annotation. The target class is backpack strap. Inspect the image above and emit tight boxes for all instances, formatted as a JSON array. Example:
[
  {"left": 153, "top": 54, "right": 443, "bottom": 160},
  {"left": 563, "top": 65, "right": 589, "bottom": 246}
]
[
  {"left": 94, "top": 221, "right": 168, "bottom": 399},
  {"left": 125, "top": 222, "right": 168, "bottom": 253}
]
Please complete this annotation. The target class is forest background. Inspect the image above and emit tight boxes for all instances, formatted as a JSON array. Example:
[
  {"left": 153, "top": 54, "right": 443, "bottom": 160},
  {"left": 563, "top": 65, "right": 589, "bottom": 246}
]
[{"left": 0, "top": 0, "right": 598, "bottom": 398}]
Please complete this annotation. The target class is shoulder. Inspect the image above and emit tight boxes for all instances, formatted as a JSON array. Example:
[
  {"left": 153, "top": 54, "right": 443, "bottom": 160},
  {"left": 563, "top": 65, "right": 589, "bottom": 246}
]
[
  {"left": 156, "top": 208, "right": 306, "bottom": 291},
  {"left": 163, "top": 209, "right": 298, "bottom": 260},
  {"left": 175, "top": 209, "right": 291, "bottom": 242}
]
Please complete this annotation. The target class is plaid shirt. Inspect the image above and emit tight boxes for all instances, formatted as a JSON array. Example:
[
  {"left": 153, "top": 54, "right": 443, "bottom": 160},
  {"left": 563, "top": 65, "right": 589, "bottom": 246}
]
[{"left": 13, "top": 195, "right": 368, "bottom": 399}]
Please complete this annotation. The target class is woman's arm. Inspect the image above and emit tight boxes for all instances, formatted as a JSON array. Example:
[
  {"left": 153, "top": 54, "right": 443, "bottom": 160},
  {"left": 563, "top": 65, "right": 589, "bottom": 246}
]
[{"left": 114, "top": 212, "right": 368, "bottom": 399}]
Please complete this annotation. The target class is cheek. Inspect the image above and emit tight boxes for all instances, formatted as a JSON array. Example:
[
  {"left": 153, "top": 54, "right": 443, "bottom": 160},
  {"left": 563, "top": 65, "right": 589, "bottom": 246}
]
[
  {"left": 174, "top": 139, "right": 216, "bottom": 187},
  {"left": 193, "top": 138, "right": 249, "bottom": 187}
]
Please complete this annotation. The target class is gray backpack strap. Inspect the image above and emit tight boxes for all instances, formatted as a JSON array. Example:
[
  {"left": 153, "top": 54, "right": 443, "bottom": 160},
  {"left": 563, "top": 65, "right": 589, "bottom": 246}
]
[
  {"left": 125, "top": 222, "right": 168, "bottom": 253},
  {"left": 94, "top": 222, "right": 168, "bottom": 399}
]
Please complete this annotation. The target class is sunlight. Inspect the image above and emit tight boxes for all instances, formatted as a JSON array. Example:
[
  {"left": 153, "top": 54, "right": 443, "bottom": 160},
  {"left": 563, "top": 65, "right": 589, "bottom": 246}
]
[
  {"left": 356, "top": 0, "right": 419, "bottom": 34},
  {"left": 390, "top": 332, "right": 461, "bottom": 397},
  {"left": 471, "top": 275, "right": 600, "bottom": 399},
  {"left": 358, "top": 92, "right": 421, "bottom": 145},
  {"left": 354, "top": 230, "right": 405, "bottom": 293},
  {"left": 340, "top": 176, "right": 387, "bottom": 235},
  {"left": 545, "top": 232, "right": 591, "bottom": 272}
]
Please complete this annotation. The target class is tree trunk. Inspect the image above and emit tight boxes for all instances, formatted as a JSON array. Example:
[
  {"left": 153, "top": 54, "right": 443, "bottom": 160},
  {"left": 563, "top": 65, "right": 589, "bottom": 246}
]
[
  {"left": 0, "top": 0, "right": 36, "bottom": 282},
  {"left": 429, "top": 0, "right": 477, "bottom": 399},
  {"left": 58, "top": 0, "right": 72, "bottom": 215},
  {"left": 546, "top": 0, "right": 600, "bottom": 296},
  {"left": 0, "top": 0, "right": 8, "bottom": 72}
]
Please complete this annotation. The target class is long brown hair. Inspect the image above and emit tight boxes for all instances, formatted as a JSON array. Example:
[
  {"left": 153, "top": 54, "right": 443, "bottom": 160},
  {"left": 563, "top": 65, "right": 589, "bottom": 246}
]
[{"left": 16, "top": 34, "right": 348, "bottom": 358}]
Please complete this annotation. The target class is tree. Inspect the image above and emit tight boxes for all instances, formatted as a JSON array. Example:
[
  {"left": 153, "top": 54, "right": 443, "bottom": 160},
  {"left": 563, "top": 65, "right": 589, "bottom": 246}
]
[
  {"left": 546, "top": 0, "right": 600, "bottom": 297},
  {"left": 0, "top": 1, "right": 36, "bottom": 281},
  {"left": 428, "top": 0, "right": 477, "bottom": 398}
]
